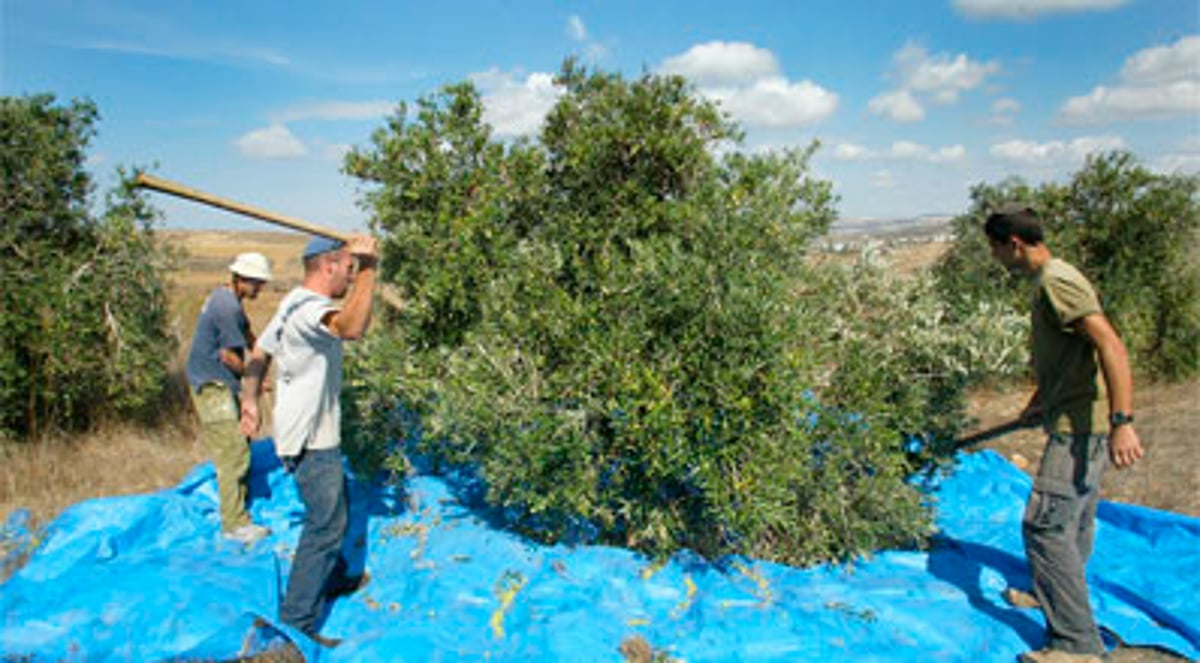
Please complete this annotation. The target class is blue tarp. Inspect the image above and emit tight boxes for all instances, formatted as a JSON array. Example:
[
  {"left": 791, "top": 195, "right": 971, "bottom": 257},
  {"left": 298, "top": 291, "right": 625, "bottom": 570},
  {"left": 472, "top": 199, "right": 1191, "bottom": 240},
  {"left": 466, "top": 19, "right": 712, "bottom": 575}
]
[{"left": 2, "top": 442, "right": 1197, "bottom": 661}]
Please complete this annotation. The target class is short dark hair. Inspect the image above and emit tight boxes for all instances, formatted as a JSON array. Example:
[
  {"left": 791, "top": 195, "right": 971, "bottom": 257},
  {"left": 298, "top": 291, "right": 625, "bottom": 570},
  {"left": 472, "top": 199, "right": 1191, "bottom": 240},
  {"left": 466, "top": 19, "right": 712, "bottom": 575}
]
[{"left": 984, "top": 203, "right": 1044, "bottom": 244}]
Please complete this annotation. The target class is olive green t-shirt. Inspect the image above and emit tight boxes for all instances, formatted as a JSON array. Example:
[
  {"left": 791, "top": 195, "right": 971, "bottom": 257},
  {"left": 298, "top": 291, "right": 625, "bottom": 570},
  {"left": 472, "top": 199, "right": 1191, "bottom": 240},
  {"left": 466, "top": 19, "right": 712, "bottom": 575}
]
[{"left": 1031, "top": 258, "right": 1108, "bottom": 434}]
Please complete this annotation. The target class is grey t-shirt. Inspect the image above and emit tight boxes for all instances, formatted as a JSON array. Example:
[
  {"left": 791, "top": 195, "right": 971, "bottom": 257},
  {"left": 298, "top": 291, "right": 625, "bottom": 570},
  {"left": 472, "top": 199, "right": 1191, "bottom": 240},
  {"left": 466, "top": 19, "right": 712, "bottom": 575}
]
[
  {"left": 257, "top": 287, "right": 343, "bottom": 458},
  {"left": 186, "top": 286, "right": 249, "bottom": 392}
]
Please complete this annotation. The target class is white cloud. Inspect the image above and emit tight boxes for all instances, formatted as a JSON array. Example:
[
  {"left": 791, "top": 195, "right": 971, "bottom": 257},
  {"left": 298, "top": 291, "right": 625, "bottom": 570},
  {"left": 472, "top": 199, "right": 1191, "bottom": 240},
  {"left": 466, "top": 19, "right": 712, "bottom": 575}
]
[
  {"left": 832, "top": 142, "right": 874, "bottom": 161},
  {"left": 471, "top": 69, "right": 563, "bottom": 138},
  {"left": 931, "top": 144, "right": 968, "bottom": 163},
  {"left": 270, "top": 100, "right": 394, "bottom": 124},
  {"left": 562, "top": 14, "right": 610, "bottom": 61},
  {"left": 1059, "top": 36, "right": 1200, "bottom": 124},
  {"left": 992, "top": 97, "right": 1022, "bottom": 114},
  {"left": 871, "top": 169, "right": 897, "bottom": 189},
  {"left": 659, "top": 42, "right": 838, "bottom": 129},
  {"left": 566, "top": 15, "right": 587, "bottom": 41},
  {"left": 990, "top": 135, "right": 1126, "bottom": 164},
  {"left": 1060, "top": 82, "right": 1200, "bottom": 123},
  {"left": 1151, "top": 135, "right": 1200, "bottom": 172},
  {"left": 1154, "top": 153, "right": 1200, "bottom": 173},
  {"left": 234, "top": 124, "right": 307, "bottom": 159},
  {"left": 1121, "top": 35, "right": 1200, "bottom": 85},
  {"left": 659, "top": 41, "right": 780, "bottom": 86},
  {"left": 322, "top": 143, "right": 352, "bottom": 163},
  {"left": 884, "top": 141, "right": 967, "bottom": 163},
  {"left": 892, "top": 42, "right": 1000, "bottom": 103},
  {"left": 829, "top": 140, "right": 965, "bottom": 163},
  {"left": 868, "top": 42, "right": 998, "bottom": 122},
  {"left": 707, "top": 77, "right": 839, "bottom": 128},
  {"left": 988, "top": 97, "right": 1022, "bottom": 125},
  {"left": 952, "top": 0, "right": 1129, "bottom": 20},
  {"left": 868, "top": 89, "right": 926, "bottom": 122},
  {"left": 890, "top": 141, "right": 931, "bottom": 160}
]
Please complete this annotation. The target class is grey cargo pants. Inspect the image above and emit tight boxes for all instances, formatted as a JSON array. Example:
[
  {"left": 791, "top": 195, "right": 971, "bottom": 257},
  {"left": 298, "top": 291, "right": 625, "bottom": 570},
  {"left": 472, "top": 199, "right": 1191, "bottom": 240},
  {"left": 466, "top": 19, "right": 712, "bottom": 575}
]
[{"left": 1023, "top": 432, "right": 1109, "bottom": 655}]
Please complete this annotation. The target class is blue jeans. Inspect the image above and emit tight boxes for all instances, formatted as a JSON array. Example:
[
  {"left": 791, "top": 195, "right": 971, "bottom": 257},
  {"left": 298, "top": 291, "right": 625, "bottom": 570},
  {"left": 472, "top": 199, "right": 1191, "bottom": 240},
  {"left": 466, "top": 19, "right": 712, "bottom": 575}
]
[{"left": 279, "top": 448, "right": 349, "bottom": 635}]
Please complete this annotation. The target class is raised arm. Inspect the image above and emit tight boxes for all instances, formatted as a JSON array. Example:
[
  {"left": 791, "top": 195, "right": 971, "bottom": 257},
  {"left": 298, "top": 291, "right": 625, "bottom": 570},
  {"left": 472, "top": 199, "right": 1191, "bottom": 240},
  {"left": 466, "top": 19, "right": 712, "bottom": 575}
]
[{"left": 325, "top": 234, "right": 378, "bottom": 341}]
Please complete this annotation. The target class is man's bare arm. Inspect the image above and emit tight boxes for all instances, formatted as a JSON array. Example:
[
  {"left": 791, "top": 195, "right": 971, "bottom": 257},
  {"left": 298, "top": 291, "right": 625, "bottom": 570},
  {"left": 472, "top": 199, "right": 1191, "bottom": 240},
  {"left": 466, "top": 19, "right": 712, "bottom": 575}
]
[
  {"left": 1078, "top": 312, "right": 1144, "bottom": 469},
  {"left": 218, "top": 347, "right": 246, "bottom": 377},
  {"left": 239, "top": 344, "right": 271, "bottom": 437}
]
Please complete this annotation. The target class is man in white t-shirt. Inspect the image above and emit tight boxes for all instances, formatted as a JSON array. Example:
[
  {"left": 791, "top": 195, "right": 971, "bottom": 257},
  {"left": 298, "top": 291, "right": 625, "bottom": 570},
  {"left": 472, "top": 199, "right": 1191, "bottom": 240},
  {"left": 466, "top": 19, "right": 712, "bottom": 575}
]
[{"left": 240, "top": 233, "right": 378, "bottom": 647}]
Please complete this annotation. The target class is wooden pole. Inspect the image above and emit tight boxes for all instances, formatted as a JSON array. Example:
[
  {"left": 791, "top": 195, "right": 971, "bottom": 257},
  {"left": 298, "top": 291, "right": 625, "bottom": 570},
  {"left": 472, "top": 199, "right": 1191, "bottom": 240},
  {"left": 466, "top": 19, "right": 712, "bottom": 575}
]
[
  {"left": 134, "top": 173, "right": 404, "bottom": 311},
  {"left": 135, "top": 173, "right": 352, "bottom": 241}
]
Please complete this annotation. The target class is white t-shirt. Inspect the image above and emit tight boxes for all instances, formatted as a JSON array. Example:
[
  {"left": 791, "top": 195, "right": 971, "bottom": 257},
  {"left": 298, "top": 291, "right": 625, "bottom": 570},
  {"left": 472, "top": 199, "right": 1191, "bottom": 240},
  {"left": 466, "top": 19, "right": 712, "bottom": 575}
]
[{"left": 257, "top": 287, "right": 343, "bottom": 457}]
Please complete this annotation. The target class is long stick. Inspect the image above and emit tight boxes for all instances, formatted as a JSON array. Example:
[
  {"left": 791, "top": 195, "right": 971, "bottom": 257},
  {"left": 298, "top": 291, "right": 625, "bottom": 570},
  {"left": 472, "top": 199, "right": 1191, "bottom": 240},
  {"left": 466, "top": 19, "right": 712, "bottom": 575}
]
[
  {"left": 136, "top": 173, "right": 353, "bottom": 242},
  {"left": 134, "top": 173, "right": 404, "bottom": 311},
  {"left": 952, "top": 418, "right": 1035, "bottom": 451}
]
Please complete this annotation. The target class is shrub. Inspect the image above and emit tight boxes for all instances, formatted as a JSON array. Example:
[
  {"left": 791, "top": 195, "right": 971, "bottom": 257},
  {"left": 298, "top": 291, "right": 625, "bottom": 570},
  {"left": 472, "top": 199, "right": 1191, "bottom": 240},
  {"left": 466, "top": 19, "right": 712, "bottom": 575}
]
[{"left": 0, "top": 95, "right": 177, "bottom": 439}]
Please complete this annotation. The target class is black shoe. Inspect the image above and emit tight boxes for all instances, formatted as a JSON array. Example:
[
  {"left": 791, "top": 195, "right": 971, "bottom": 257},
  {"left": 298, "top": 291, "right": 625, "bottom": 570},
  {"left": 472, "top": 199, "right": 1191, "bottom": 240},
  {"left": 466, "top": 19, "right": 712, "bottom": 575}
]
[{"left": 326, "top": 570, "right": 371, "bottom": 599}]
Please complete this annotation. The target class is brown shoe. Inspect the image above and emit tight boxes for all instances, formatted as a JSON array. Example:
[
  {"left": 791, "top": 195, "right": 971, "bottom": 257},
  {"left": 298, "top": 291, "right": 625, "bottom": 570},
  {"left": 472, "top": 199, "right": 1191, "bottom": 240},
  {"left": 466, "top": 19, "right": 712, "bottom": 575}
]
[
  {"left": 326, "top": 570, "right": 371, "bottom": 599},
  {"left": 309, "top": 632, "right": 343, "bottom": 648},
  {"left": 1017, "top": 648, "right": 1102, "bottom": 663},
  {"left": 1003, "top": 587, "right": 1041, "bottom": 609}
]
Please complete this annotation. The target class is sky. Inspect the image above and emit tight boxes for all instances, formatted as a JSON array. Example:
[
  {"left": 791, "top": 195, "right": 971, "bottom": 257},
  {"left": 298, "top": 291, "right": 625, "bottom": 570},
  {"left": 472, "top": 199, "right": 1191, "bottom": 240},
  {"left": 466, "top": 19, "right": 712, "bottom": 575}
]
[{"left": 4, "top": 0, "right": 1198, "bottom": 233}]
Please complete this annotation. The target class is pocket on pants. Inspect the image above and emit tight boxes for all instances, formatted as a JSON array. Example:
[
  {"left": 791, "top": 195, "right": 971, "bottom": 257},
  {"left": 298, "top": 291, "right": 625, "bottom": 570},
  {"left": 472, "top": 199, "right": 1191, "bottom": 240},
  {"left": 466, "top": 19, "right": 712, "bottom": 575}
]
[
  {"left": 195, "top": 384, "right": 239, "bottom": 425},
  {"left": 1033, "top": 434, "right": 1078, "bottom": 497},
  {"left": 1024, "top": 490, "right": 1072, "bottom": 533}
]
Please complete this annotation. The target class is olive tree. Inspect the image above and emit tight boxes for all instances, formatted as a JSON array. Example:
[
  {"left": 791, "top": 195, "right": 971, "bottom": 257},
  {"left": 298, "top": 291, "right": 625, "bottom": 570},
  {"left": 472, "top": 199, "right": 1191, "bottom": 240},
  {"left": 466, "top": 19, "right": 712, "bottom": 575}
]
[
  {"left": 344, "top": 62, "right": 941, "bottom": 565},
  {"left": 1, "top": 95, "right": 176, "bottom": 439}
]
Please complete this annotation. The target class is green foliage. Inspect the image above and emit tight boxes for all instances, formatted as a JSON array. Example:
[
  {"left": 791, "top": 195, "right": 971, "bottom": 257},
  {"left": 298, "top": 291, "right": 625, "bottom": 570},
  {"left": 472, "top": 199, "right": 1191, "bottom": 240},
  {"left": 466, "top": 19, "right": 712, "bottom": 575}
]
[
  {"left": 344, "top": 61, "right": 946, "bottom": 566},
  {"left": 0, "top": 95, "right": 177, "bottom": 439},
  {"left": 802, "top": 255, "right": 1027, "bottom": 464},
  {"left": 936, "top": 152, "right": 1200, "bottom": 380}
]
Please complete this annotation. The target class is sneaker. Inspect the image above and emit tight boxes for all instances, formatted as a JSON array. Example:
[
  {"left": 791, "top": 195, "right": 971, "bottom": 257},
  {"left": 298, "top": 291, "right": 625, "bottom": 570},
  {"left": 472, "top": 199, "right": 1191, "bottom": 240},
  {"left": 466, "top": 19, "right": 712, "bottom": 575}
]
[
  {"left": 326, "top": 571, "right": 371, "bottom": 599},
  {"left": 1003, "top": 587, "right": 1041, "bottom": 609},
  {"left": 223, "top": 523, "right": 271, "bottom": 546},
  {"left": 1017, "top": 649, "right": 1102, "bottom": 663}
]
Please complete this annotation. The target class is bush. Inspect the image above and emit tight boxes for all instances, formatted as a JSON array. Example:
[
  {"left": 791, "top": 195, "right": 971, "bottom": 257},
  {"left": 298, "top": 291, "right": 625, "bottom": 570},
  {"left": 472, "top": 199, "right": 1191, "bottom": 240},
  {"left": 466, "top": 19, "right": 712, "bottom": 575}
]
[
  {"left": 343, "top": 61, "right": 964, "bottom": 566},
  {"left": 936, "top": 152, "right": 1200, "bottom": 380},
  {"left": 0, "top": 95, "right": 177, "bottom": 439}
]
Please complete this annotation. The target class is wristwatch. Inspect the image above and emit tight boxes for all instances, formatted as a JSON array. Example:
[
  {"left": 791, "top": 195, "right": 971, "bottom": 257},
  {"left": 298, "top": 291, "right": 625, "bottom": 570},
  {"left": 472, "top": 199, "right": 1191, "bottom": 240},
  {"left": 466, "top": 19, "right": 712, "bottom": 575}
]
[{"left": 1109, "top": 411, "right": 1135, "bottom": 428}]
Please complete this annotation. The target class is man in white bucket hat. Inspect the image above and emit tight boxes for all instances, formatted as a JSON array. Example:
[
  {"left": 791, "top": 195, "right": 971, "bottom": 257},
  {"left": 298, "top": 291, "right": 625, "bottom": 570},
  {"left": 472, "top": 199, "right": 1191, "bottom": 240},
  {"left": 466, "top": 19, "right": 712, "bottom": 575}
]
[{"left": 186, "top": 251, "right": 274, "bottom": 546}]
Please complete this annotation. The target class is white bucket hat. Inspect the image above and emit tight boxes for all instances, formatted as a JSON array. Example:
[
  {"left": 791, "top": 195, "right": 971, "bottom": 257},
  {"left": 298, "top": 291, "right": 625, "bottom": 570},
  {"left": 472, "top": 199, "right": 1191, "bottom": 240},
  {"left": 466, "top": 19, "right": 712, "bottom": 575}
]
[{"left": 229, "top": 252, "right": 273, "bottom": 281}]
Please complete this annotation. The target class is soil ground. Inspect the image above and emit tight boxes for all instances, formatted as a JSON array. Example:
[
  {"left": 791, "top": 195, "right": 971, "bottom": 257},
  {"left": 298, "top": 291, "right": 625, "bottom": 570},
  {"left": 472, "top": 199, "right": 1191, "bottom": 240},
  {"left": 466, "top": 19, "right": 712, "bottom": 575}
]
[{"left": 1, "top": 231, "right": 1194, "bottom": 661}]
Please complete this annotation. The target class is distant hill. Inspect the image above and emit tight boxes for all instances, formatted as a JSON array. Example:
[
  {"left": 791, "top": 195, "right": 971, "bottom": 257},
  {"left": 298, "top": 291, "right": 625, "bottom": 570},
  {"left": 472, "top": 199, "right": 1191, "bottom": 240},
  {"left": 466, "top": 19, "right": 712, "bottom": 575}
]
[{"left": 827, "top": 214, "right": 955, "bottom": 241}]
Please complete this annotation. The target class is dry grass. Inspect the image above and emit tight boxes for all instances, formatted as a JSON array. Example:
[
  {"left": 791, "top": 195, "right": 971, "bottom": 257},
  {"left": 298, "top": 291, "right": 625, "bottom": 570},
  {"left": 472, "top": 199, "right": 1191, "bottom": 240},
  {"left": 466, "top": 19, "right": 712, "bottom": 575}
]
[
  {"left": 0, "top": 230, "right": 310, "bottom": 535},
  {"left": 0, "top": 422, "right": 205, "bottom": 528}
]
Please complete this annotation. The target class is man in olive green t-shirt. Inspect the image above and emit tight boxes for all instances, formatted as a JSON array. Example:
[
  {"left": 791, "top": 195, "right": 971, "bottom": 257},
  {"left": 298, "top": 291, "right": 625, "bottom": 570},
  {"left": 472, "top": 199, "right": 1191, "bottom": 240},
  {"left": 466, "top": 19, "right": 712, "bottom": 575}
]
[{"left": 984, "top": 205, "right": 1144, "bottom": 663}]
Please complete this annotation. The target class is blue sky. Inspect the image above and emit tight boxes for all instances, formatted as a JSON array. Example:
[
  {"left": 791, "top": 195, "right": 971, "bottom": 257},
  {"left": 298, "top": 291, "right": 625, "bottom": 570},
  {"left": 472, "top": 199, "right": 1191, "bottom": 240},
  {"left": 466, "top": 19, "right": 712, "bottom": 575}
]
[{"left": 4, "top": 0, "right": 1197, "bottom": 232}]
